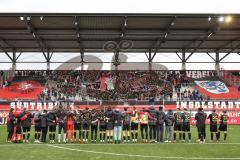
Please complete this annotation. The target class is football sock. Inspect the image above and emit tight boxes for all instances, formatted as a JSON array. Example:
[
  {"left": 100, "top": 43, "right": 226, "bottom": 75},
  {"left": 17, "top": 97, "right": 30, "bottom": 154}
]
[
  {"left": 100, "top": 133, "right": 102, "bottom": 140},
  {"left": 135, "top": 132, "right": 138, "bottom": 140},
  {"left": 49, "top": 133, "right": 52, "bottom": 140},
  {"left": 179, "top": 133, "right": 182, "bottom": 140},
  {"left": 173, "top": 133, "right": 176, "bottom": 140},
  {"left": 183, "top": 133, "right": 186, "bottom": 140},
  {"left": 224, "top": 133, "right": 227, "bottom": 140},
  {"left": 188, "top": 133, "right": 191, "bottom": 140},
  {"left": 131, "top": 132, "right": 134, "bottom": 140}
]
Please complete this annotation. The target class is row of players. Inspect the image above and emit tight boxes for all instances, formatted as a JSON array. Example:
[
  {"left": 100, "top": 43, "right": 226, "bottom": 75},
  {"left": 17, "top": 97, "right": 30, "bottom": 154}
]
[{"left": 6, "top": 105, "right": 228, "bottom": 144}]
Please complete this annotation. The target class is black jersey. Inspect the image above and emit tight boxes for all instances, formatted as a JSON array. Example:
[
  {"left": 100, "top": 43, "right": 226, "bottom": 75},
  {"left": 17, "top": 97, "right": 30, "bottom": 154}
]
[
  {"left": 174, "top": 111, "right": 183, "bottom": 125},
  {"left": 21, "top": 111, "right": 33, "bottom": 127},
  {"left": 208, "top": 113, "right": 218, "bottom": 125},
  {"left": 220, "top": 114, "right": 228, "bottom": 125},
  {"left": 98, "top": 110, "right": 107, "bottom": 125},
  {"left": 47, "top": 111, "right": 57, "bottom": 126},
  {"left": 182, "top": 111, "right": 191, "bottom": 125},
  {"left": 91, "top": 110, "right": 98, "bottom": 125},
  {"left": 82, "top": 110, "right": 92, "bottom": 124},
  {"left": 55, "top": 108, "right": 67, "bottom": 123},
  {"left": 74, "top": 110, "right": 82, "bottom": 124}
]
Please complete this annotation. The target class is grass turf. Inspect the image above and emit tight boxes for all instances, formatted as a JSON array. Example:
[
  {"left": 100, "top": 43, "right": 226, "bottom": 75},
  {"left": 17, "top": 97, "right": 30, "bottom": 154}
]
[{"left": 0, "top": 125, "right": 240, "bottom": 160}]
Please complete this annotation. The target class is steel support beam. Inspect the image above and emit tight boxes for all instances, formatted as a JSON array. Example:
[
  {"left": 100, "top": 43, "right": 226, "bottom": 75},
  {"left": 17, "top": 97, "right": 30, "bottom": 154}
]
[
  {"left": 182, "top": 52, "right": 186, "bottom": 70},
  {"left": 80, "top": 51, "right": 84, "bottom": 70},
  {"left": 113, "top": 51, "right": 120, "bottom": 70},
  {"left": 151, "top": 17, "right": 176, "bottom": 53},
  {"left": 42, "top": 49, "right": 53, "bottom": 70},
  {"left": 145, "top": 50, "right": 157, "bottom": 71},
  {"left": 12, "top": 50, "right": 17, "bottom": 71},
  {"left": 215, "top": 51, "right": 220, "bottom": 75}
]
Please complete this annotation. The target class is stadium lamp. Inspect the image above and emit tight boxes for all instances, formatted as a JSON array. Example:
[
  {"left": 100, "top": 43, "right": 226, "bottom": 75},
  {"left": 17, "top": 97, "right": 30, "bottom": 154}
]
[
  {"left": 75, "top": 21, "right": 78, "bottom": 25},
  {"left": 208, "top": 16, "right": 211, "bottom": 22},
  {"left": 218, "top": 16, "right": 224, "bottom": 22},
  {"left": 26, "top": 16, "right": 31, "bottom": 21},
  {"left": 225, "top": 16, "right": 232, "bottom": 23},
  {"left": 124, "top": 17, "right": 127, "bottom": 27},
  {"left": 40, "top": 16, "right": 43, "bottom": 21},
  {"left": 20, "top": 16, "right": 24, "bottom": 21}
]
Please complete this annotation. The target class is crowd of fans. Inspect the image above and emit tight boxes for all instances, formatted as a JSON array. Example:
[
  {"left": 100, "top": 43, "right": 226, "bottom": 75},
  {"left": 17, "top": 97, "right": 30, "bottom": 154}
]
[
  {"left": 36, "top": 70, "right": 205, "bottom": 101},
  {"left": 0, "top": 70, "right": 209, "bottom": 101}
]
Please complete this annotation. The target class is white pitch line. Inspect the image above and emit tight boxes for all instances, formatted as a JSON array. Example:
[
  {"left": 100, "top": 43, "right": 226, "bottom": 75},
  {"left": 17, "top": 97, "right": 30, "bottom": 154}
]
[{"left": 47, "top": 145, "right": 240, "bottom": 160}]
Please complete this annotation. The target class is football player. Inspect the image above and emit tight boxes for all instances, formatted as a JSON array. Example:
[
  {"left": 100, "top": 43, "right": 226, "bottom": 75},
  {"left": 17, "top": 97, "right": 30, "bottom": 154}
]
[
  {"left": 34, "top": 109, "right": 41, "bottom": 143},
  {"left": 130, "top": 106, "right": 139, "bottom": 143},
  {"left": 55, "top": 105, "right": 67, "bottom": 143},
  {"left": 81, "top": 107, "right": 91, "bottom": 143},
  {"left": 105, "top": 107, "right": 114, "bottom": 143},
  {"left": 21, "top": 108, "right": 33, "bottom": 143},
  {"left": 122, "top": 107, "right": 131, "bottom": 143},
  {"left": 90, "top": 109, "right": 98, "bottom": 143},
  {"left": 98, "top": 108, "right": 107, "bottom": 143},
  {"left": 73, "top": 108, "right": 82, "bottom": 143},
  {"left": 173, "top": 108, "right": 183, "bottom": 142},
  {"left": 218, "top": 110, "right": 228, "bottom": 142},
  {"left": 65, "top": 107, "right": 75, "bottom": 143},
  {"left": 182, "top": 108, "right": 191, "bottom": 142},
  {"left": 208, "top": 109, "right": 219, "bottom": 142},
  {"left": 47, "top": 109, "right": 57, "bottom": 144}
]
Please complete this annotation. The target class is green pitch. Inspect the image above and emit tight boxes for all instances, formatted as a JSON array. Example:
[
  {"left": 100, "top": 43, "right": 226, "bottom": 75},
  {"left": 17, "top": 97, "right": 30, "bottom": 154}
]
[{"left": 0, "top": 125, "right": 240, "bottom": 160}]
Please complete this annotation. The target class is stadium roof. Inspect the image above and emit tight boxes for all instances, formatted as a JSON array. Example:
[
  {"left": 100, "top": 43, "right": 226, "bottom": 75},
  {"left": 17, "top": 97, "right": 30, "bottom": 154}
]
[{"left": 0, "top": 13, "right": 240, "bottom": 54}]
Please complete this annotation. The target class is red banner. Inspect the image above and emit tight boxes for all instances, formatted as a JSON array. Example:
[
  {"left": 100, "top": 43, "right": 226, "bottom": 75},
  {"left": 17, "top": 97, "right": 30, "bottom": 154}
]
[{"left": 1, "top": 103, "right": 240, "bottom": 124}]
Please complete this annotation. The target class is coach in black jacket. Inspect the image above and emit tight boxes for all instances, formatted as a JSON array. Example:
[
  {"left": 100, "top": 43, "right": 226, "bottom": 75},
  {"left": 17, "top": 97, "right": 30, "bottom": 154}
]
[
  {"left": 7, "top": 108, "right": 15, "bottom": 143},
  {"left": 195, "top": 108, "right": 207, "bottom": 144},
  {"left": 40, "top": 110, "right": 48, "bottom": 143},
  {"left": 157, "top": 106, "right": 165, "bottom": 143}
]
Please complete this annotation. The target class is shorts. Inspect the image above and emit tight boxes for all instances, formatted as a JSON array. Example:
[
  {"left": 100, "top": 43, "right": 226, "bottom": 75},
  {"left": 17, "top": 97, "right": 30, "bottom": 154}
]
[
  {"left": 219, "top": 124, "right": 227, "bottom": 132},
  {"left": 35, "top": 125, "right": 41, "bottom": 132},
  {"left": 99, "top": 125, "right": 106, "bottom": 131},
  {"left": 131, "top": 123, "right": 138, "bottom": 130},
  {"left": 22, "top": 127, "right": 31, "bottom": 132},
  {"left": 58, "top": 122, "right": 66, "bottom": 134},
  {"left": 67, "top": 124, "right": 73, "bottom": 131},
  {"left": 182, "top": 124, "right": 190, "bottom": 132},
  {"left": 106, "top": 123, "right": 114, "bottom": 130},
  {"left": 74, "top": 123, "right": 81, "bottom": 130},
  {"left": 82, "top": 123, "right": 90, "bottom": 130},
  {"left": 210, "top": 124, "right": 218, "bottom": 132},
  {"left": 174, "top": 124, "right": 183, "bottom": 131},
  {"left": 123, "top": 123, "right": 130, "bottom": 131},
  {"left": 16, "top": 126, "right": 22, "bottom": 134},
  {"left": 49, "top": 125, "right": 56, "bottom": 132}
]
